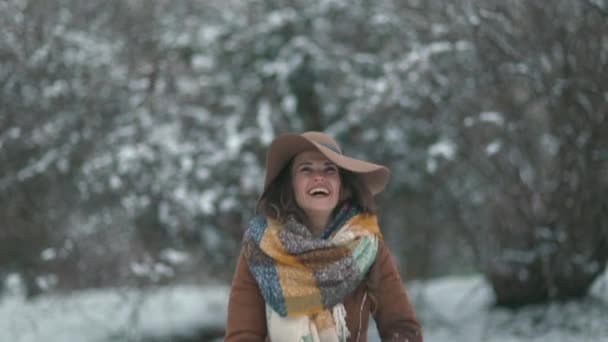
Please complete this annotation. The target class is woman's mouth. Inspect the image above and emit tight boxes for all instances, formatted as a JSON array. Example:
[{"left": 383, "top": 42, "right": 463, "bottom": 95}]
[{"left": 308, "top": 187, "right": 330, "bottom": 197}]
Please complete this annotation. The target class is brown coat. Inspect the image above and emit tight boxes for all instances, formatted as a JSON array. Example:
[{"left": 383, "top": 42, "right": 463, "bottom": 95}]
[{"left": 225, "top": 241, "right": 423, "bottom": 341}]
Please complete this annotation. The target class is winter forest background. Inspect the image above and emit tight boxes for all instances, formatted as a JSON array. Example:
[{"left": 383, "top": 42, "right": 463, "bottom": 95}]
[{"left": 1, "top": 0, "right": 607, "bottom": 341}]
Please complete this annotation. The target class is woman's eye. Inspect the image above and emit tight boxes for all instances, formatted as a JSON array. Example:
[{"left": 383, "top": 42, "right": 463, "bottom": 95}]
[
  {"left": 300, "top": 167, "right": 312, "bottom": 173},
  {"left": 325, "top": 167, "right": 337, "bottom": 174}
]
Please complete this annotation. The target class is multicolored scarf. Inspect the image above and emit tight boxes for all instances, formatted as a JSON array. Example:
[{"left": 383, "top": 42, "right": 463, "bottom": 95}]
[{"left": 244, "top": 204, "right": 381, "bottom": 341}]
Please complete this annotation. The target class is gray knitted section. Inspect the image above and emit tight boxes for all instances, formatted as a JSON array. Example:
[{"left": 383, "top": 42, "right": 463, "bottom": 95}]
[
  {"left": 278, "top": 217, "right": 334, "bottom": 254},
  {"left": 315, "top": 257, "right": 359, "bottom": 308}
]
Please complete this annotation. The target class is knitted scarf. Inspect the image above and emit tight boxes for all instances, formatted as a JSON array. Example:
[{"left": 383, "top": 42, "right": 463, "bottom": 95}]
[{"left": 244, "top": 204, "right": 381, "bottom": 342}]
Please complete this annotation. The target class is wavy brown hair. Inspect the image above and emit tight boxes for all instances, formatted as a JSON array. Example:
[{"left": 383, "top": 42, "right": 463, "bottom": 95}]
[{"left": 256, "top": 159, "right": 377, "bottom": 224}]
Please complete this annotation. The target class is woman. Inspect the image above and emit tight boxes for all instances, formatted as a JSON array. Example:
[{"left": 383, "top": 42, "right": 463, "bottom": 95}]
[{"left": 225, "top": 132, "right": 422, "bottom": 342}]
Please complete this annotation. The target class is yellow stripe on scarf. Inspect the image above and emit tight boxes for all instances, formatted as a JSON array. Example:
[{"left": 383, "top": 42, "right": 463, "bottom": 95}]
[
  {"left": 259, "top": 220, "right": 301, "bottom": 267},
  {"left": 345, "top": 213, "right": 382, "bottom": 238},
  {"left": 277, "top": 264, "right": 323, "bottom": 316}
]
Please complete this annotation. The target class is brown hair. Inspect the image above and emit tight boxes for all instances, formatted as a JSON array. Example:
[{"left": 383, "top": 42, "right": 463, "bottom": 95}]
[{"left": 256, "top": 160, "right": 377, "bottom": 224}]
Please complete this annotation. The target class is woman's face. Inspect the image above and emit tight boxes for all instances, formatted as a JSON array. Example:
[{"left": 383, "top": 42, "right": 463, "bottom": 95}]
[{"left": 291, "top": 150, "right": 341, "bottom": 219}]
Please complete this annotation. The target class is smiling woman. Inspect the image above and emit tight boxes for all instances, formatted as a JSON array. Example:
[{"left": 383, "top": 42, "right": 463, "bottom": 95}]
[{"left": 225, "top": 132, "right": 423, "bottom": 342}]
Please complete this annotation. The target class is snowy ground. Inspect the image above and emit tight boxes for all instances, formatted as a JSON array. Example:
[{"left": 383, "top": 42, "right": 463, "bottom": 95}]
[
  {"left": 402, "top": 271, "right": 608, "bottom": 342},
  {"left": 1, "top": 269, "right": 607, "bottom": 342},
  {"left": 0, "top": 284, "right": 228, "bottom": 342}
]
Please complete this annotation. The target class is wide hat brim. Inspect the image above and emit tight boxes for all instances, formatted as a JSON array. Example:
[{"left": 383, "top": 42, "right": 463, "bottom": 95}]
[{"left": 263, "top": 132, "right": 390, "bottom": 195}]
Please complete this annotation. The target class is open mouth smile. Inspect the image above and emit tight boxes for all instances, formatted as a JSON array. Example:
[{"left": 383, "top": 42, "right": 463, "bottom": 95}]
[{"left": 308, "top": 187, "right": 330, "bottom": 197}]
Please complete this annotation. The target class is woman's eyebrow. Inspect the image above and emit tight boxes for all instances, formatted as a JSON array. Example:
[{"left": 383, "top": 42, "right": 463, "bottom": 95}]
[{"left": 295, "top": 161, "right": 313, "bottom": 167}]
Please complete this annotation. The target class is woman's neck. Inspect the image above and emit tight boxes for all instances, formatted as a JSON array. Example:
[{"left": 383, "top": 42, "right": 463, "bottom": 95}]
[{"left": 305, "top": 212, "right": 330, "bottom": 237}]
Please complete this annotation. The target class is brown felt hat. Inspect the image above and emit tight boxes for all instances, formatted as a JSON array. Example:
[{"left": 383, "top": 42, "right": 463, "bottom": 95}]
[{"left": 262, "top": 131, "right": 390, "bottom": 195}]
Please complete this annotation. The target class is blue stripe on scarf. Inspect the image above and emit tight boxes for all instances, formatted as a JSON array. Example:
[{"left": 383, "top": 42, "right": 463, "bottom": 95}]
[
  {"left": 246, "top": 216, "right": 267, "bottom": 243},
  {"left": 244, "top": 216, "right": 288, "bottom": 315},
  {"left": 250, "top": 265, "right": 287, "bottom": 316}
]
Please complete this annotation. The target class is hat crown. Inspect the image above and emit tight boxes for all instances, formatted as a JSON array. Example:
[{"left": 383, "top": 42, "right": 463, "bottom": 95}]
[{"left": 301, "top": 132, "right": 342, "bottom": 154}]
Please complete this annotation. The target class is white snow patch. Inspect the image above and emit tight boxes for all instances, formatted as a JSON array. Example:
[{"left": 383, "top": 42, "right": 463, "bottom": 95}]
[
  {"left": 429, "top": 140, "right": 456, "bottom": 159},
  {"left": 479, "top": 111, "right": 505, "bottom": 126},
  {"left": 486, "top": 140, "right": 502, "bottom": 155}
]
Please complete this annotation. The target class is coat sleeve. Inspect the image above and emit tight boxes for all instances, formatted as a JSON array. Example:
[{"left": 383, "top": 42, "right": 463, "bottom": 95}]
[
  {"left": 368, "top": 241, "right": 423, "bottom": 342},
  {"left": 225, "top": 249, "right": 268, "bottom": 341}
]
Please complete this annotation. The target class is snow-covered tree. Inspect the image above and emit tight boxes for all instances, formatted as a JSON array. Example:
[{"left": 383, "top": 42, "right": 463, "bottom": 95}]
[{"left": 1, "top": 0, "right": 605, "bottom": 307}]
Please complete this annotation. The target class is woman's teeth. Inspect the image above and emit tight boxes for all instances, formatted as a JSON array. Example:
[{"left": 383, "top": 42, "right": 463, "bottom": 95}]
[{"left": 308, "top": 188, "right": 329, "bottom": 196}]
